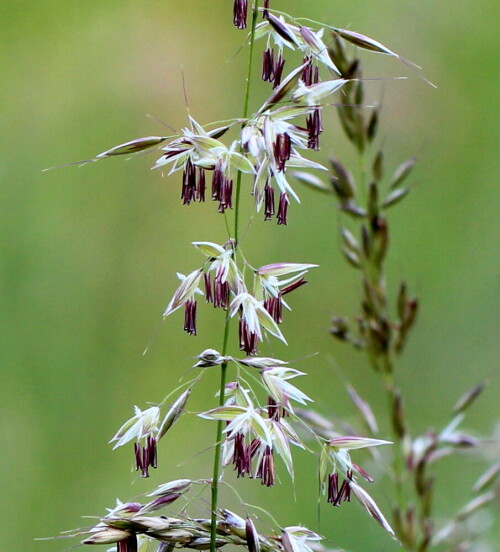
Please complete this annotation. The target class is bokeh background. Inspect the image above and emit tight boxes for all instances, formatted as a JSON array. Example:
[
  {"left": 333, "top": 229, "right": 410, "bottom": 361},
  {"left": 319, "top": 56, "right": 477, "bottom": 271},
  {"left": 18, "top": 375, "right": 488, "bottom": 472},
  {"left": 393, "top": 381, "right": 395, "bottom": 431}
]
[{"left": 1, "top": 1, "right": 498, "bottom": 551}]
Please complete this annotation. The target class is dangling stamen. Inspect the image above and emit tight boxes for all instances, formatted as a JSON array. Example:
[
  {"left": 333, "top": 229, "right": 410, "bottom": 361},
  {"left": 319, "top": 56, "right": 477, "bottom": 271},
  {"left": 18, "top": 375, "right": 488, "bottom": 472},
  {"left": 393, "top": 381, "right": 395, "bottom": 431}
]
[
  {"left": 218, "top": 178, "right": 233, "bottom": 213},
  {"left": 239, "top": 319, "right": 258, "bottom": 355},
  {"left": 204, "top": 273, "right": 213, "bottom": 304},
  {"left": 212, "top": 165, "right": 223, "bottom": 201},
  {"left": 302, "top": 55, "right": 320, "bottom": 87},
  {"left": 313, "top": 65, "right": 319, "bottom": 84},
  {"left": 343, "top": 472, "right": 352, "bottom": 502},
  {"left": 302, "top": 56, "right": 314, "bottom": 86},
  {"left": 232, "top": 432, "right": 252, "bottom": 477},
  {"left": 274, "top": 133, "right": 291, "bottom": 172},
  {"left": 249, "top": 438, "right": 261, "bottom": 458},
  {"left": 328, "top": 472, "right": 339, "bottom": 503},
  {"left": 181, "top": 159, "right": 196, "bottom": 205},
  {"left": 273, "top": 52, "right": 285, "bottom": 88},
  {"left": 148, "top": 435, "right": 158, "bottom": 469},
  {"left": 183, "top": 300, "right": 197, "bottom": 335},
  {"left": 264, "top": 181, "right": 275, "bottom": 220},
  {"left": 214, "top": 274, "right": 230, "bottom": 309},
  {"left": 307, "top": 108, "right": 323, "bottom": 151},
  {"left": 281, "top": 277, "right": 307, "bottom": 296},
  {"left": 262, "top": 48, "right": 275, "bottom": 82},
  {"left": 196, "top": 167, "right": 206, "bottom": 202},
  {"left": 256, "top": 446, "right": 275, "bottom": 487},
  {"left": 233, "top": 0, "right": 248, "bottom": 29},
  {"left": 134, "top": 436, "right": 158, "bottom": 478},
  {"left": 134, "top": 442, "right": 143, "bottom": 473},
  {"left": 277, "top": 193, "right": 289, "bottom": 225},
  {"left": 264, "top": 296, "right": 283, "bottom": 324},
  {"left": 335, "top": 477, "right": 352, "bottom": 505},
  {"left": 329, "top": 470, "right": 354, "bottom": 505},
  {"left": 226, "top": 179, "right": 234, "bottom": 209},
  {"left": 141, "top": 445, "right": 150, "bottom": 477}
]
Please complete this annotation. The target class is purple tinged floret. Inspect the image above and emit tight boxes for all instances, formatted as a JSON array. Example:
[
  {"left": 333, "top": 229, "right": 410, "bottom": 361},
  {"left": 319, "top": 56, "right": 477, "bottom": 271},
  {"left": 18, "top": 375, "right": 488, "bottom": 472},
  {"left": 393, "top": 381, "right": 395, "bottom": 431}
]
[
  {"left": 181, "top": 161, "right": 206, "bottom": 205},
  {"left": 239, "top": 319, "right": 258, "bottom": 355},
  {"left": 145, "top": 492, "right": 181, "bottom": 511},
  {"left": 134, "top": 436, "right": 158, "bottom": 478},
  {"left": 262, "top": 47, "right": 286, "bottom": 87},
  {"left": 213, "top": 274, "right": 230, "bottom": 310},
  {"left": 212, "top": 163, "right": 233, "bottom": 213},
  {"left": 181, "top": 158, "right": 196, "bottom": 205}
]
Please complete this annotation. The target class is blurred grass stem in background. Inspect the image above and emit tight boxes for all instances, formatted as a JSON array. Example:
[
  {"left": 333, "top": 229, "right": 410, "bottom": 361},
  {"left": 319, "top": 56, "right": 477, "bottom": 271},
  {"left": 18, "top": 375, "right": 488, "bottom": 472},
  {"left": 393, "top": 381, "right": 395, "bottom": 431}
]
[{"left": 356, "top": 144, "right": 406, "bottom": 512}]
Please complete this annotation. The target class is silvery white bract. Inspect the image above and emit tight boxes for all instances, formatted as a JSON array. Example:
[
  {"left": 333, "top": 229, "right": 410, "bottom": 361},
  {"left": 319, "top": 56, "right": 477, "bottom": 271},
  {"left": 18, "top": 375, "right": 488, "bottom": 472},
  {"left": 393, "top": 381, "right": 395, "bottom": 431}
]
[{"left": 110, "top": 406, "right": 160, "bottom": 450}]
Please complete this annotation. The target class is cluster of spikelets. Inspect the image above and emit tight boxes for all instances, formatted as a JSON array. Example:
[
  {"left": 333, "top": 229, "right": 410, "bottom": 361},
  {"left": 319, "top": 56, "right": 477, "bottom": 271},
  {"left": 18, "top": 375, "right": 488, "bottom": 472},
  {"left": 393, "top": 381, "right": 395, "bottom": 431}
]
[
  {"left": 81, "top": 494, "right": 327, "bottom": 552},
  {"left": 50, "top": 3, "right": 498, "bottom": 552},
  {"left": 54, "top": 3, "right": 413, "bottom": 552},
  {"left": 77, "top": 333, "right": 398, "bottom": 551},
  {"left": 58, "top": 5, "right": 411, "bottom": 227}
]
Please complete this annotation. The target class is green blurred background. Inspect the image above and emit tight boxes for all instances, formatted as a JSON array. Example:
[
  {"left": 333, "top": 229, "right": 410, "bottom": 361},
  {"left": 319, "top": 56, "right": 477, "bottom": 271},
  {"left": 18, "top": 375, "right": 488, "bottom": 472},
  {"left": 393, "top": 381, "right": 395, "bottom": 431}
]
[{"left": 1, "top": 1, "right": 498, "bottom": 551}]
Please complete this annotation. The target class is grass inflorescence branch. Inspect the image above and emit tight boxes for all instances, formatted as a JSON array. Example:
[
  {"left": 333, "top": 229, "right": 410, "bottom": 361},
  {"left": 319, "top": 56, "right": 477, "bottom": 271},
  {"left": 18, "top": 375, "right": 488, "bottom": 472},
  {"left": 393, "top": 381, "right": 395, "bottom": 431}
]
[{"left": 324, "top": 35, "right": 498, "bottom": 552}]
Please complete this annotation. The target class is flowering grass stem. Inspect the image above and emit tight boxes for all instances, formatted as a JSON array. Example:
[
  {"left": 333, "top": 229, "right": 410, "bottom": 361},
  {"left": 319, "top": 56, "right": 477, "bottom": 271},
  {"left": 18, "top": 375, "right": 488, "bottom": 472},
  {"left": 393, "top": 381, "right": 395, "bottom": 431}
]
[
  {"left": 210, "top": 5, "right": 260, "bottom": 552},
  {"left": 360, "top": 153, "right": 405, "bottom": 509},
  {"left": 50, "top": 5, "right": 498, "bottom": 552},
  {"left": 234, "top": 2, "right": 259, "bottom": 247},
  {"left": 210, "top": 315, "right": 231, "bottom": 552},
  {"left": 353, "top": 143, "right": 408, "bottom": 521},
  {"left": 382, "top": 368, "right": 406, "bottom": 512},
  {"left": 357, "top": 149, "right": 369, "bottom": 209}
]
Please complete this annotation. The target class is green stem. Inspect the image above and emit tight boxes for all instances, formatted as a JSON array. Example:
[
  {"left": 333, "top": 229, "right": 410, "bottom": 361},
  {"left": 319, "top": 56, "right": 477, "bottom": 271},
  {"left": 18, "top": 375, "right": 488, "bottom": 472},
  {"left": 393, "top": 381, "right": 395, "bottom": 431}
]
[
  {"left": 209, "top": 5, "right": 259, "bottom": 552},
  {"left": 357, "top": 148, "right": 369, "bottom": 208},
  {"left": 357, "top": 148, "right": 407, "bottom": 516},
  {"left": 234, "top": 3, "right": 259, "bottom": 247},
  {"left": 209, "top": 317, "right": 231, "bottom": 552},
  {"left": 382, "top": 368, "right": 406, "bottom": 512}
]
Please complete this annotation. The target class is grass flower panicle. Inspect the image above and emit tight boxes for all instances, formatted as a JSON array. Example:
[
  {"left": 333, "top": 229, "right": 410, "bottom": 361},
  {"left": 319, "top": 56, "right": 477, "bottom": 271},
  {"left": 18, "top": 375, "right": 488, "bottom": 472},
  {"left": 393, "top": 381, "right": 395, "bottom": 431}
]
[
  {"left": 162, "top": 240, "right": 317, "bottom": 354},
  {"left": 109, "top": 389, "right": 191, "bottom": 478},
  {"left": 50, "top": 3, "right": 498, "bottom": 552}
]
